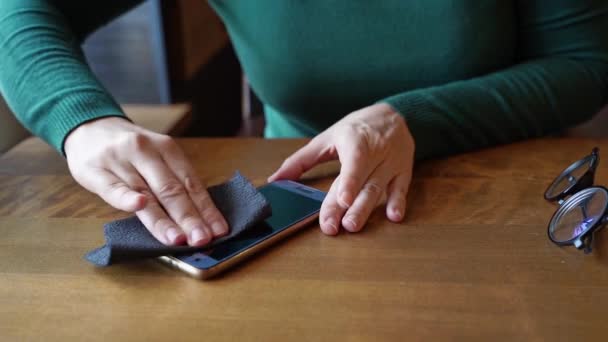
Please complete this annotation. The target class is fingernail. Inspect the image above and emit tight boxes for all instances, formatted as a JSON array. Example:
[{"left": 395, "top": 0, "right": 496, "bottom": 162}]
[
  {"left": 343, "top": 216, "right": 358, "bottom": 232},
  {"left": 392, "top": 208, "right": 403, "bottom": 220},
  {"left": 339, "top": 192, "right": 353, "bottom": 208},
  {"left": 166, "top": 228, "right": 183, "bottom": 244},
  {"left": 324, "top": 217, "right": 338, "bottom": 235},
  {"left": 211, "top": 221, "right": 228, "bottom": 237},
  {"left": 190, "top": 228, "right": 209, "bottom": 245}
]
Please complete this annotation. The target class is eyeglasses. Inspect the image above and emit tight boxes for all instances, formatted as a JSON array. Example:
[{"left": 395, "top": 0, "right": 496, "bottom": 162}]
[{"left": 544, "top": 147, "right": 607, "bottom": 253}]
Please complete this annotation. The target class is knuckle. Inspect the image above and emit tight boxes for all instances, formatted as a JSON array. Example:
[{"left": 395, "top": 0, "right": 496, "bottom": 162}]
[
  {"left": 321, "top": 200, "right": 335, "bottom": 211},
  {"left": 347, "top": 212, "right": 362, "bottom": 224},
  {"left": 343, "top": 214, "right": 362, "bottom": 232},
  {"left": 130, "top": 182, "right": 148, "bottom": 193},
  {"left": 156, "top": 134, "right": 176, "bottom": 149},
  {"left": 346, "top": 209, "right": 364, "bottom": 224},
  {"left": 321, "top": 198, "right": 340, "bottom": 214},
  {"left": 201, "top": 207, "right": 222, "bottom": 224},
  {"left": 194, "top": 192, "right": 213, "bottom": 209},
  {"left": 320, "top": 207, "right": 338, "bottom": 221},
  {"left": 105, "top": 181, "right": 125, "bottom": 195},
  {"left": 184, "top": 175, "right": 204, "bottom": 193},
  {"left": 351, "top": 119, "right": 372, "bottom": 136},
  {"left": 152, "top": 218, "right": 175, "bottom": 234},
  {"left": 179, "top": 215, "right": 203, "bottom": 228},
  {"left": 139, "top": 188, "right": 156, "bottom": 201},
  {"left": 125, "top": 132, "right": 150, "bottom": 152},
  {"left": 363, "top": 181, "right": 383, "bottom": 197},
  {"left": 101, "top": 180, "right": 127, "bottom": 199},
  {"left": 156, "top": 181, "right": 186, "bottom": 201}
]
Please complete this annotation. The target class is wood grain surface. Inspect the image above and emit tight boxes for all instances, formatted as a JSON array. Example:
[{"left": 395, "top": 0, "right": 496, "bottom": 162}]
[{"left": 1, "top": 137, "right": 607, "bottom": 341}]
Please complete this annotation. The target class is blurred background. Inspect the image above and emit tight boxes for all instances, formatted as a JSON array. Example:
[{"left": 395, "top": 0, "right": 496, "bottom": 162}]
[
  {"left": 81, "top": 0, "right": 263, "bottom": 137},
  {"left": 0, "top": 0, "right": 606, "bottom": 154},
  {"left": 0, "top": 0, "right": 264, "bottom": 153}
]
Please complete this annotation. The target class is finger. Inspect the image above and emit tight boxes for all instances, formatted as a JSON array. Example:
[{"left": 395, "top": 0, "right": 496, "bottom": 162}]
[
  {"left": 135, "top": 192, "right": 186, "bottom": 246},
  {"left": 84, "top": 169, "right": 147, "bottom": 212},
  {"left": 156, "top": 138, "right": 229, "bottom": 238},
  {"left": 319, "top": 177, "right": 347, "bottom": 235},
  {"left": 386, "top": 172, "right": 412, "bottom": 222},
  {"left": 342, "top": 164, "right": 392, "bottom": 232},
  {"left": 131, "top": 146, "right": 212, "bottom": 247},
  {"left": 112, "top": 162, "right": 190, "bottom": 246},
  {"left": 336, "top": 140, "right": 379, "bottom": 209},
  {"left": 185, "top": 176, "right": 229, "bottom": 238},
  {"left": 268, "top": 136, "right": 334, "bottom": 182}
]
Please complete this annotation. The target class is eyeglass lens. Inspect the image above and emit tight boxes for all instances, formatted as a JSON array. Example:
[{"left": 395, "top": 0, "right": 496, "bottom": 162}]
[
  {"left": 547, "top": 160, "right": 591, "bottom": 199},
  {"left": 551, "top": 188, "right": 607, "bottom": 242}
]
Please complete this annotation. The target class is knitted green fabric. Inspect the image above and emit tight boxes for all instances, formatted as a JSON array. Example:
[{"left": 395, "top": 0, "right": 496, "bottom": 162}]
[{"left": 1, "top": 1, "right": 607, "bottom": 159}]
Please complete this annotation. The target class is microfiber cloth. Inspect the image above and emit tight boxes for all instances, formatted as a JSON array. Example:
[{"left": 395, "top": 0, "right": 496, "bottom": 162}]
[{"left": 85, "top": 172, "right": 272, "bottom": 266}]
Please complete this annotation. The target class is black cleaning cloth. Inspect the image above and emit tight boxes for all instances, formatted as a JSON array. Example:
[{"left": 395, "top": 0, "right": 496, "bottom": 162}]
[{"left": 85, "top": 172, "right": 272, "bottom": 266}]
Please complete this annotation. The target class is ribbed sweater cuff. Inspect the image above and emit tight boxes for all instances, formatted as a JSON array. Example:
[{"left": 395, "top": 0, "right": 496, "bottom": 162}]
[
  {"left": 41, "top": 90, "right": 126, "bottom": 155},
  {"left": 379, "top": 91, "right": 439, "bottom": 161}
]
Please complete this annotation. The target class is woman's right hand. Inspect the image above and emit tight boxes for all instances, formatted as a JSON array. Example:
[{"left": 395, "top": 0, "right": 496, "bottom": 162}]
[{"left": 64, "top": 117, "right": 229, "bottom": 247}]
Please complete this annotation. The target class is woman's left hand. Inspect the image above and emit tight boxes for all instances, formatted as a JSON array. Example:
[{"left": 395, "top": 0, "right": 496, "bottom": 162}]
[{"left": 268, "top": 103, "right": 415, "bottom": 235}]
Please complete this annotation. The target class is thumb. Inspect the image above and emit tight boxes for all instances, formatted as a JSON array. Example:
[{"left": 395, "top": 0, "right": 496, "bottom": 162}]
[{"left": 268, "top": 137, "right": 333, "bottom": 182}]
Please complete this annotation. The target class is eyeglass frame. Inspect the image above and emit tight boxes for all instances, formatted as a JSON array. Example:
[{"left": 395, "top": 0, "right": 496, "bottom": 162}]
[{"left": 544, "top": 147, "right": 608, "bottom": 253}]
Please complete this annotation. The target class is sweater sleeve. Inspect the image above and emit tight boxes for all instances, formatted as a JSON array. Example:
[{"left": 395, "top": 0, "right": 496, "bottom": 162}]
[
  {"left": 0, "top": 0, "right": 141, "bottom": 154},
  {"left": 381, "top": 0, "right": 608, "bottom": 160}
]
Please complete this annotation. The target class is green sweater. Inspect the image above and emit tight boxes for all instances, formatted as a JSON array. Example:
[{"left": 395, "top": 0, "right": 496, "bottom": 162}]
[{"left": 1, "top": 1, "right": 607, "bottom": 160}]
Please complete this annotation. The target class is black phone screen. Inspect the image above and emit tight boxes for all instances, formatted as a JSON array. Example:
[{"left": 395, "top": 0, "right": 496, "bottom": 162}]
[{"left": 175, "top": 183, "right": 323, "bottom": 268}]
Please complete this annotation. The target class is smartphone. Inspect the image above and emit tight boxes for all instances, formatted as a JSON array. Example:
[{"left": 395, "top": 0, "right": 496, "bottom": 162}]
[{"left": 158, "top": 180, "right": 326, "bottom": 279}]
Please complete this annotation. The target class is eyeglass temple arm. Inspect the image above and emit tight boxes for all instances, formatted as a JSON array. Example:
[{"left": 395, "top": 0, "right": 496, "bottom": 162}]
[
  {"left": 590, "top": 147, "right": 600, "bottom": 170},
  {"left": 573, "top": 233, "right": 593, "bottom": 254},
  {"left": 583, "top": 234, "right": 593, "bottom": 254}
]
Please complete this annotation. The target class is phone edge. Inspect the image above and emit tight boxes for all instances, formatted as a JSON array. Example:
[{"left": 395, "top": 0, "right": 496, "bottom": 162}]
[{"left": 158, "top": 212, "right": 320, "bottom": 279}]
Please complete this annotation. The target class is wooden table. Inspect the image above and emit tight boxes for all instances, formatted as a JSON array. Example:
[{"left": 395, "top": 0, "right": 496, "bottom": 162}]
[
  {"left": 123, "top": 104, "right": 192, "bottom": 136},
  {"left": 1, "top": 137, "right": 607, "bottom": 341}
]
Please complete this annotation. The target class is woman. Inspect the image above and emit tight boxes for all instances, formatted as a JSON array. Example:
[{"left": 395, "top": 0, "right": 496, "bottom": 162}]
[{"left": 1, "top": 1, "right": 607, "bottom": 247}]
